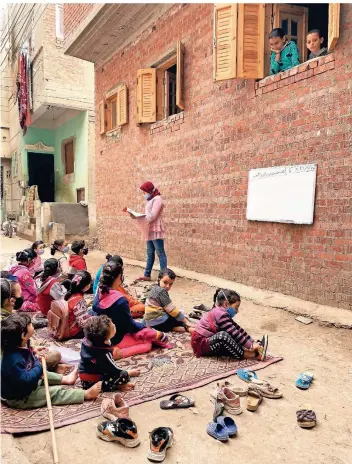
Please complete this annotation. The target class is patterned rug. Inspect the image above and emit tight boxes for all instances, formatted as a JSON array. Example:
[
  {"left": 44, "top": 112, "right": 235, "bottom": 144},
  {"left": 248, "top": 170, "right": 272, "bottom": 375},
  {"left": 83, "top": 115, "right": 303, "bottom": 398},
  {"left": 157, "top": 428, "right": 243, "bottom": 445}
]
[{"left": 1, "top": 323, "right": 283, "bottom": 434}]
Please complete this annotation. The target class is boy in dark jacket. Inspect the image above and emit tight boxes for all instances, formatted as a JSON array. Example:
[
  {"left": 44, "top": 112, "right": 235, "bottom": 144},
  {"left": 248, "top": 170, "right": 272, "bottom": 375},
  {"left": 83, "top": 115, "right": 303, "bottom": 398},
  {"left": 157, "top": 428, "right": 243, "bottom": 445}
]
[
  {"left": 79, "top": 315, "right": 140, "bottom": 391},
  {"left": 1, "top": 314, "right": 101, "bottom": 409}
]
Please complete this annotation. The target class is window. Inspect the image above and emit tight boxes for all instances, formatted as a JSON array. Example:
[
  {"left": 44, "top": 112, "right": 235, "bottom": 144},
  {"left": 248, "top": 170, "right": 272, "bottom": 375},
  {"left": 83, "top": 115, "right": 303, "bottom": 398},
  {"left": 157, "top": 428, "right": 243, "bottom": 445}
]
[
  {"left": 55, "top": 4, "right": 64, "bottom": 39},
  {"left": 136, "top": 41, "right": 185, "bottom": 123},
  {"left": 77, "top": 188, "right": 85, "bottom": 202},
  {"left": 213, "top": 3, "right": 340, "bottom": 81},
  {"left": 0, "top": 166, "right": 3, "bottom": 202},
  {"left": 99, "top": 84, "right": 128, "bottom": 135},
  {"left": 6, "top": 170, "right": 11, "bottom": 179},
  {"left": 64, "top": 140, "right": 74, "bottom": 175},
  {"left": 12, "top": 151, "right": 18, "bottom": 177}
]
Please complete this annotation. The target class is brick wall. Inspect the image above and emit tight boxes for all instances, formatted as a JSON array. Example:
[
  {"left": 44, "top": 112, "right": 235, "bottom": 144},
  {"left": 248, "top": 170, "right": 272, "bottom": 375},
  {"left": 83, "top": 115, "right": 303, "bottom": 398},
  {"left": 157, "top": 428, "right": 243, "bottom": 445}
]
[
  {"left": 73, "top": 3, "right": 351, "bottom": 309},
  {"left": 63, "top": 3, "right": 94, "bottom": 39}
]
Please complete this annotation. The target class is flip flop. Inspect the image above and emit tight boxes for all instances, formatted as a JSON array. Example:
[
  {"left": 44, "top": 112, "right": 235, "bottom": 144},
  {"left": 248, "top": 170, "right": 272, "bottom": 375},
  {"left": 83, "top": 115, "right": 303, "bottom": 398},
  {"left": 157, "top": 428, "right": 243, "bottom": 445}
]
[
  {"left": 189, "top": 311, "right": 202, "bottom": 320},
  {"left": 206, "top": 422, "right": 229, "bottom": 441},
  {"left": 216, "top": 416, "right": 237, "bottom": 437},
  {"left": 297, "top": 404, "right": 317, "bottom": 429},
  {"left": 160, "top": 394, "right": 195, "bottom": 410},
  {"left": 246, "top": 390, "right": 263, "bottom": 411},
  {"left": 237, "top": 369, "right": 264, "bottom": 385},
  {"left": 296, "top": 371, "right": 314, "bottom": 390},
  {"left": 193, "top": 304, "right": 211, "bottom": 312}
]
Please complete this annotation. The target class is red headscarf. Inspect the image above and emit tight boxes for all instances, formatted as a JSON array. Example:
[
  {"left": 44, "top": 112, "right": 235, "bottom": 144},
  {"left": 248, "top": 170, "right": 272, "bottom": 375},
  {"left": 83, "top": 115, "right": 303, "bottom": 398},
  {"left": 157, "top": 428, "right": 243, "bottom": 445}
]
[{"left": 140, "top": 181, "right": 161, "bottom": 201}]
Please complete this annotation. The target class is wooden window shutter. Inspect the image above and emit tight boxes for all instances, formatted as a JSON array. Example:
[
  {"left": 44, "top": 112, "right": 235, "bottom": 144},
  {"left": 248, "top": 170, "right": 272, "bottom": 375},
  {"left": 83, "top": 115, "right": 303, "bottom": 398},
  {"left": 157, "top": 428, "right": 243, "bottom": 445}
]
[
  {"left": 136, "top": 69, "right": 156, "bottom": 123},
  {"left": 117, "top": 84, "right": 128, "bottom": 126},
  {"left": 213, "top": 4, "right": 237, "bottom": 81},
  {"left": 176, "top": 41, "right": 185, "bottom": 110},
  {"left": 328, "top": 3, "right": 340, "bottom": 52},
  {"left": 99, "top": 100, "right": 106, "bottom": 134},
  {"left": 237, "top": 4, "right": 265, "bottom": 79}
]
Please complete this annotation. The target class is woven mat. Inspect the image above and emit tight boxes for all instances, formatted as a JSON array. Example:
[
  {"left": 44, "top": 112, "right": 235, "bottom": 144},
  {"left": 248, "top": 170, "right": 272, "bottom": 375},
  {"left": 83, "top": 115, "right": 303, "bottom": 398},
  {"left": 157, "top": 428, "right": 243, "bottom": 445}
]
[{"left": 1, "top": 324, "right": 282, "bottom": 434}]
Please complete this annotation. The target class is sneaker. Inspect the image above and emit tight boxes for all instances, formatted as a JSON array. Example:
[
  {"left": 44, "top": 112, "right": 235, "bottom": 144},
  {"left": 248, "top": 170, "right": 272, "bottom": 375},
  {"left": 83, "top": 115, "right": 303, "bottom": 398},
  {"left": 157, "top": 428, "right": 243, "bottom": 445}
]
[
  {"left": 258, "top": 334, "right": 269, "bottom": 361},
  {"left": 148, "top": 427, "right": 173, "bottom": 462},
  {"left": 101, "top": 393, "right": 129, "bottom": 421},
  {"left": 97, "top": 418, "right": 140, "bottom": 447},
  {"left": 216, "top": 387, "right": 242, "bottom": 415}
]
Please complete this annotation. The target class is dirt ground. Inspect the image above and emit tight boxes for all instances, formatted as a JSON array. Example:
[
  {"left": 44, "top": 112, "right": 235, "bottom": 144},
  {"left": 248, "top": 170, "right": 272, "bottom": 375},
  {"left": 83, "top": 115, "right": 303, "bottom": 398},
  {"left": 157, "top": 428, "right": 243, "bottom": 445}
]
[{"left": 1, "top": 236, "right": 352, "bottom": 464}]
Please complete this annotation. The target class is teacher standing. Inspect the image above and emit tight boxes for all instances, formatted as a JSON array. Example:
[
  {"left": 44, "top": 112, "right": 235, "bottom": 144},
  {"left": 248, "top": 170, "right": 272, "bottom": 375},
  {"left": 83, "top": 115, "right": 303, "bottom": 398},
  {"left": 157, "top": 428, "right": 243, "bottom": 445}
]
[{"left": 135, "top": 181, "right": 167, "bottom": 281}]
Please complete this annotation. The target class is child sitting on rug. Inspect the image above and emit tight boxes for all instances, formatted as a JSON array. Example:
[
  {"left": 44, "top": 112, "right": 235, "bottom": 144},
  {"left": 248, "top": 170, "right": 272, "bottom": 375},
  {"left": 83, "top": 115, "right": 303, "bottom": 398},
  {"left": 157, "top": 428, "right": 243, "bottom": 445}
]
[
  {"left": 1, "top": 313, "right": 101, "bottom": 409},
  {"left": 93, "top": 254, "right": 145, "bottom": 318},
  {"left": 9, "top": 249, "right": 40, "bottom": 312},
  {"left": 29, "top": 241, "right": 45, "bottom": 277},
  {"left": 64, "top": 271, "right": 92, "bottom": 338},
  {"left": 68, "top": 240, "right": 88, "bottom": 279},
  {"left": 1, "top": 274, "right": 23, "bottom": 320},
  {"left": 50, "top": 239, "right": 70, "bottom": 275},
  {"left": 92, "top": 260, "right": 168, "bottom": 360},
  {"left": 79, "top": 315, "right": 140, "bottom": 392},
  {"left": 36, "top": 259, "right": 67, "bottom": 316},
  {"left": 191, "top": 289, "right": 268, "bottom": 360},
  {"left": 144, "top": 268, "right": 194, "bottom": 333}
]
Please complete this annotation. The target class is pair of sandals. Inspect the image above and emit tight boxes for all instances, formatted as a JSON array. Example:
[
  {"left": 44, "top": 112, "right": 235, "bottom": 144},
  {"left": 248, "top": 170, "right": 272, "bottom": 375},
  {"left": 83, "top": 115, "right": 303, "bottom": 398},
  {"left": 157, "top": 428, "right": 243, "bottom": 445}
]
[{"left": 207, "top": 416, "right": 237, "bottom": 441}]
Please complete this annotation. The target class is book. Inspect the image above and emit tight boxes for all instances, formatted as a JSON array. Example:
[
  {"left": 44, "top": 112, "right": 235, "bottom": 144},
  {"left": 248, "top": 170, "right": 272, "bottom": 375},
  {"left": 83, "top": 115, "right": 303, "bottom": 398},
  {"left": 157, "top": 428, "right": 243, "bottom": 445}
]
[{"left": 123, "top": 207, "right": 146, "bottom": 218}]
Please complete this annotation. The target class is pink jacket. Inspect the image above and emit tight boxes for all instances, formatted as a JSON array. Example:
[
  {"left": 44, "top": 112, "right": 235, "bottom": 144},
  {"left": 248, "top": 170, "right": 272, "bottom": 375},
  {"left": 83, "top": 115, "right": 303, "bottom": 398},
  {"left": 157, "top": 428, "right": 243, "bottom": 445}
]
[
  {"left": 28, "top": 255, "right": 43, "bottom": 277},
  {"left": 145, "top": 195, "right": 165, "bottom": 240},
  {"left": 9, "top": 264, "right": 37, "bottom": 303}
]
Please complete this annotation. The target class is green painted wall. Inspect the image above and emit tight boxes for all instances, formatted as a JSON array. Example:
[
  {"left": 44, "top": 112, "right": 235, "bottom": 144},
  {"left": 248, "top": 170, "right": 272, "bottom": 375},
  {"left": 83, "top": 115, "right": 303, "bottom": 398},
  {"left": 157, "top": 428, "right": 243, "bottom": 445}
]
[
  {"left": 54, "top": 112, "right": 88, "bottom": 203},
  {"left": 21, "top": 111, "right": 88, "bottom": 203}
]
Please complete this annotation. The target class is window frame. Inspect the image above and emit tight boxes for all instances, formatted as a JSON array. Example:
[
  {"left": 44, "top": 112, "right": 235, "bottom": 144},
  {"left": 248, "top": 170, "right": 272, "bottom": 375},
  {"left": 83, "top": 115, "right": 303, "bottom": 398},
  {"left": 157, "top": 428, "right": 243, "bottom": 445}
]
[
  {"left": 55, "top": 4, "right": 64, "bottom": 40},
  {"left": 62, "top": 137, "right": 75, "bottom": 176}
]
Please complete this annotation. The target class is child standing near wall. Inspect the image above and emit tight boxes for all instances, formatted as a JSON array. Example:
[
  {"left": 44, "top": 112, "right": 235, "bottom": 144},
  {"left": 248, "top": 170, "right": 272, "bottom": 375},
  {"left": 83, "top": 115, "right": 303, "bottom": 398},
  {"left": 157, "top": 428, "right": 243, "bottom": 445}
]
[
  {"left": 269, "top": 28, "right": 300, "bottom": 75},
  {"left": 191, "top": 289, "right": 268, "bottom": 360},
  {"left": 144, "top": 268, "right": 194, "bottom": 333},
  {"left": 1, "top": 313, "right": 101, "bottom": 409}
]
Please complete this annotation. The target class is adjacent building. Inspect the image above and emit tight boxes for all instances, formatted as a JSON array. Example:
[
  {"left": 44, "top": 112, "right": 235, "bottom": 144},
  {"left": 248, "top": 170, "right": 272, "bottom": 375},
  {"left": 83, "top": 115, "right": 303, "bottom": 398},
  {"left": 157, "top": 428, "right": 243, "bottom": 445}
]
[
  {"left": 64, "top": 3, "right": 351, "bottom": 310},
  {"left": 0, "top": 4, "right": 96, "bottom": 240}
]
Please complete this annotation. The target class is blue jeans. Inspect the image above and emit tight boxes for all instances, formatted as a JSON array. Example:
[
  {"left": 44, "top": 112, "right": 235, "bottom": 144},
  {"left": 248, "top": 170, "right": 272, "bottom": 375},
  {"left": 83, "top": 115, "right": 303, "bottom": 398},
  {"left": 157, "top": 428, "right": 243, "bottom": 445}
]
[{"left": 145, "top": 239, "right": 167, "bottom": 277}]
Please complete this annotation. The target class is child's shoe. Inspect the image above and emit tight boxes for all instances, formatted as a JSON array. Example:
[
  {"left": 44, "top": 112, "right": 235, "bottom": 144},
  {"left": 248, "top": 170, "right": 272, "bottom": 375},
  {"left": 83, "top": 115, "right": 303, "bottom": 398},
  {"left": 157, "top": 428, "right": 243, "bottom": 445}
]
[
  {"left": 97, "top": 418, "right": 140, "bottom": 447},
  {"left": 101, "top": 393, "right": 129, "bottom": 420},
  {"left": 147, "top": 427, "right": 173, "bottom": 462},
  {"left": 257, "top": 334, "right": 269, "bottom": 361},
  {"left": 217, "top": 387, "right": 242, "bottom": 415}
]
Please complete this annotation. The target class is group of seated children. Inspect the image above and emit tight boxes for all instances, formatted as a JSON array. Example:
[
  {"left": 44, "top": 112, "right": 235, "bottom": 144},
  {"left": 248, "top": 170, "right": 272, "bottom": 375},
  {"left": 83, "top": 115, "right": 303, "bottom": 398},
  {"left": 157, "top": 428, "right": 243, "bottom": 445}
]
[
  {"left": 269, "top": 28, "right": 327, "bottom": 75},
  {"left": 1, "top": 240, "right": 268, "bottom": 412}
]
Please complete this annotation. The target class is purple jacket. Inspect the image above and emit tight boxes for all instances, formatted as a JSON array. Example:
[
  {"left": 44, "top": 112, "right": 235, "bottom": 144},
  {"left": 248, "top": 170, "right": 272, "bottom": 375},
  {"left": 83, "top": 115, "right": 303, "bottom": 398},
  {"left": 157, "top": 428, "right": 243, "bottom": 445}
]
[{"left": 195, "top": 306, "right": 253, "bottom": 349}]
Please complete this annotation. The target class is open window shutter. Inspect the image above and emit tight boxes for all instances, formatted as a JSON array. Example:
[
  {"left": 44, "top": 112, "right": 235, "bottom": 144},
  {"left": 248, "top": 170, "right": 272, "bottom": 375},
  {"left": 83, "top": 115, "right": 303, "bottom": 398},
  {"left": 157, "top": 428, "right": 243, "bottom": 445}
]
[
  {"left": 213, "top": 4, "right": 237, "bottom": 81},
  {"left": 176, "top": 41, "right": 185, "bottom": 110},
  {"left": 237, "top": 4, "right": 265, "bottom": 79},
  {"left": 136, "top": 69, "right": 156, "bottom": 123},
  {"left": 328, "top": 3, "right": 340, "bottom": 52},
  {"left": 117, "top": 84, "right": 128, "bottom": 126},
  {"left": 99, "top": 100, "right": 106, "bottom": 134}
]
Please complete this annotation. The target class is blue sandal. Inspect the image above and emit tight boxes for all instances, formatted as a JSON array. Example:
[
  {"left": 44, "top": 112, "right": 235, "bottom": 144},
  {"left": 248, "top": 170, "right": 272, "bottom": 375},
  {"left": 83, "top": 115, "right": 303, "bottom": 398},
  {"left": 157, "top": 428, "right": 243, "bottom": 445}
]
[
  {"left": 237, "top": 369, "right": 263, "bottom": 384},
  {"left": 216, "top": 416, "right": 237, "bottom": 437},
  {"left": 206, "top": 422, "right": 229, "bottom": 441},
  {"left": 296, "top": 372, "right": 314, "bottom": 390}
]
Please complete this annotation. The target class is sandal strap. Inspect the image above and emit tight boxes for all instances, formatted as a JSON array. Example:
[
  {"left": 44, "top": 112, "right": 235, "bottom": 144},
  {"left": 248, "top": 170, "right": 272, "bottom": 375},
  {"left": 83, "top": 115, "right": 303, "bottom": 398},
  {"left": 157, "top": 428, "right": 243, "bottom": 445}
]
[{"left": 296, "top": 409, "right": 316, "bottom": 421}]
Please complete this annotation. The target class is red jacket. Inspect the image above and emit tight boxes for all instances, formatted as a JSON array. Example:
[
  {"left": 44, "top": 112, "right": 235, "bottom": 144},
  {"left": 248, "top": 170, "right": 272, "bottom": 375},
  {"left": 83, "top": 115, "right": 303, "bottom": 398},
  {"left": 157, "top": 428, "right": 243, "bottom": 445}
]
[
  {"left": 68, "top": 254, "right": 87, "bottom": 275},
  {"left": 35, "top": 276, "right": 66, "bottom": 316}
]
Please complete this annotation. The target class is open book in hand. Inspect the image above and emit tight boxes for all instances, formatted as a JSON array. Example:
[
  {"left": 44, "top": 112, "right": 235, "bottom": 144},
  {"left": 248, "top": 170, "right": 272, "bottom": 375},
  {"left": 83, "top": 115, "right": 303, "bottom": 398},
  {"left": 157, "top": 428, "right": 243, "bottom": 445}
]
[{"left": 123, "top": 207, "right": 146, "bottom": 218}]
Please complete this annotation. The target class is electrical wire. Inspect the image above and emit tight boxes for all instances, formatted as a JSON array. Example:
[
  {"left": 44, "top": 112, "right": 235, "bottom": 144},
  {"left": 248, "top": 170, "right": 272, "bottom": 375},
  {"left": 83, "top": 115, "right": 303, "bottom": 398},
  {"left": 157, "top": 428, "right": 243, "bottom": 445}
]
[{"left": 0, "top": 4, "right": 27, "bottom": 47}]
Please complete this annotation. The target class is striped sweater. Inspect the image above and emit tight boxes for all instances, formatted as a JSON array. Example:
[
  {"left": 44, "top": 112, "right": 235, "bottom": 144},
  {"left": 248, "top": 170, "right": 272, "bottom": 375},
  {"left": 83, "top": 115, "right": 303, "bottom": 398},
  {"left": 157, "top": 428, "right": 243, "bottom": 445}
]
[
  {"left": 195, "top": 306, "right": 253, "bottom": 349},
  {"left": 144, "top": 285, "right": 184, "bottom": 327}
]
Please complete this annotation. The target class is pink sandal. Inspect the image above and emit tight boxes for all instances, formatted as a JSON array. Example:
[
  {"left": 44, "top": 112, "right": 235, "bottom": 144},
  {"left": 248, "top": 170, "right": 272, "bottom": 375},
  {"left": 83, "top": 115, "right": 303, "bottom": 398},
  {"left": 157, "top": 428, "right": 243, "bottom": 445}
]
[{"left": 101, "top": 393, "right": 129, "bottom": 421}]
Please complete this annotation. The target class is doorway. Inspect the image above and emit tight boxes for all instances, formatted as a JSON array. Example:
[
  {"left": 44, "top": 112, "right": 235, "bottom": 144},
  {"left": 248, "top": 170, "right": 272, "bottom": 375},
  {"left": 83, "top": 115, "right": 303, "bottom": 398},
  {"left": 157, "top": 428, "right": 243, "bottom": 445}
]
[{"left": 27, "top": 152, "right": 55, "bottom": 203}]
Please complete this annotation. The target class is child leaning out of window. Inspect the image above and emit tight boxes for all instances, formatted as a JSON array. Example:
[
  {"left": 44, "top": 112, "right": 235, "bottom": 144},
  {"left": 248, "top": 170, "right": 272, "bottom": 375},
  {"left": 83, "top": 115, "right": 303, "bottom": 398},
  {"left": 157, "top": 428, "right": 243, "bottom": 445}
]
[{"left": 269, "top": 28, "right": 300, "bottom": 75}]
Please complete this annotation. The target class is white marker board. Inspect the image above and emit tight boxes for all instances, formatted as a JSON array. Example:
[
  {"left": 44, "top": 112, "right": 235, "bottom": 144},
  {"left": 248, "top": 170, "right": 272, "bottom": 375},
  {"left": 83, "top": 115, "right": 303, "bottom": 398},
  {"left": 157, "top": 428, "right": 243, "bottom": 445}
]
[{"left": 246, "top": 164, "right": 317, "bottom": 224}]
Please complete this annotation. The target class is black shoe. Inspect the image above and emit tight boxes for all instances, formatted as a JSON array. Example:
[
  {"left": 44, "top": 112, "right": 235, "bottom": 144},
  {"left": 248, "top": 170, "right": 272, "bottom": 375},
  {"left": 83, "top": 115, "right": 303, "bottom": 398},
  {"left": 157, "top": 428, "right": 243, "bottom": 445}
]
[
  {"left": 259, "top": 334, "right": 269, "bottom": 361},
  {"left": 97, "top": 418, "right": 140, "bottom": 447},
  {"left": 148, "top": 427, "right": 173, "bottom": 462}
]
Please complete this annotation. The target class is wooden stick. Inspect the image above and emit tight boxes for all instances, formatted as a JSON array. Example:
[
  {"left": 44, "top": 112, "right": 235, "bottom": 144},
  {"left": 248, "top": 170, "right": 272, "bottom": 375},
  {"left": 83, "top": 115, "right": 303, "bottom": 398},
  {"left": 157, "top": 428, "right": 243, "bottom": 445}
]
[{"left": 41, "top": 357, "right": 59, "bottom": 464}]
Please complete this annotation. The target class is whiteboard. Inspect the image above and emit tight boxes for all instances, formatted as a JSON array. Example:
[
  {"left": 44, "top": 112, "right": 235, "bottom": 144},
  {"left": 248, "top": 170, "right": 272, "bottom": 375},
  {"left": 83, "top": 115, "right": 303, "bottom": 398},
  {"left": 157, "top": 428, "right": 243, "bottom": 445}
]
[{"left": 246, "top": 164, "right": 317, "bottom": 224}]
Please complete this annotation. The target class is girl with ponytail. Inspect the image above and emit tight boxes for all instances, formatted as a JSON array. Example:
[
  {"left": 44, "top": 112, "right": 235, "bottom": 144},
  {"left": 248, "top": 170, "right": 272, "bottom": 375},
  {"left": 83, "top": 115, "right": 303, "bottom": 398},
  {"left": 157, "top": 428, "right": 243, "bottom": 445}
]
[
  {"left": 36, "top": 259, "right": 67, "bottom": 316},
  {"left": 92, "top": 261, "right": 169, "bottom": 360},
  {"left": 64, "top": 271, "right": 92, "bottom": 338}
]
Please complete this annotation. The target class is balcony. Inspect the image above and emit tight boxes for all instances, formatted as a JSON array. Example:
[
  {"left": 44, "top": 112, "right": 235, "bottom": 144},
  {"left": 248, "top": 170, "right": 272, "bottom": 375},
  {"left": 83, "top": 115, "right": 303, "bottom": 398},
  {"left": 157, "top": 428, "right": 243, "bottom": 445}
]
[{"left": 64, "top": 3, "right": 172, "bottom": 66}]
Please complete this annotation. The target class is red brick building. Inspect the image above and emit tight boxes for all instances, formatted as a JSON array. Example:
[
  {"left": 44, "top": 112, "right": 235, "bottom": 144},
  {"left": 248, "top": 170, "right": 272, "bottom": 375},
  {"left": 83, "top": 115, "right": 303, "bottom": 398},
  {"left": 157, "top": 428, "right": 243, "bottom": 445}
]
[{"left": 64, "top": 4, "right": 351, "bottom": 310}]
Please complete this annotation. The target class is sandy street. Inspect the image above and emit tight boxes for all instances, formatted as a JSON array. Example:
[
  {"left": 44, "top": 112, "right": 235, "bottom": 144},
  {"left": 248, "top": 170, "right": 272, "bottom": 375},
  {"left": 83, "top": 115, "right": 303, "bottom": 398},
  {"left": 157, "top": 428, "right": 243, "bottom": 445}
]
[{"left": 1, "top": 236, "right": 351, "bottom": 464}]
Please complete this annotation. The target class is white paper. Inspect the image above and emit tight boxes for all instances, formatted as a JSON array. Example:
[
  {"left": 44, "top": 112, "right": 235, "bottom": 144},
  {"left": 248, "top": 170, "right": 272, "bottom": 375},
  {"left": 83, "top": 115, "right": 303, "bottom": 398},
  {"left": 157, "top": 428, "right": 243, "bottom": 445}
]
[{"left": 126, "top": 207, "right": 146, "bottom": 218}]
